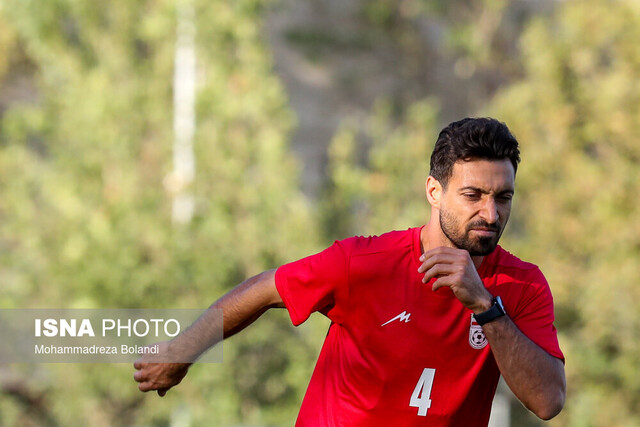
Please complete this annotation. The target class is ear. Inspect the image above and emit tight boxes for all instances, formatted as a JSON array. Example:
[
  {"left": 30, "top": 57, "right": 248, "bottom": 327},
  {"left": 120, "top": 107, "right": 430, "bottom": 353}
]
[{"left": 426, "top": 176, "right": 443, "bottom": 208}]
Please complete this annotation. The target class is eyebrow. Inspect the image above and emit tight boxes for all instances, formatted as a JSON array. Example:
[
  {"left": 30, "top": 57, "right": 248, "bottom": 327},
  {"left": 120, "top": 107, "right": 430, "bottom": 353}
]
[{"left": 459, "top": 186, "right": 515, "bottom": 195}]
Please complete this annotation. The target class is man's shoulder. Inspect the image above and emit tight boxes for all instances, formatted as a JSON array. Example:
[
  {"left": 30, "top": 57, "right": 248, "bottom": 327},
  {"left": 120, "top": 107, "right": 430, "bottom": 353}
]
[
  {"left": 489, "top": 246, "right": 545, "bottom": 281},
  {"left": 341, "top": 227, "right": 419, "bottom": 257}
]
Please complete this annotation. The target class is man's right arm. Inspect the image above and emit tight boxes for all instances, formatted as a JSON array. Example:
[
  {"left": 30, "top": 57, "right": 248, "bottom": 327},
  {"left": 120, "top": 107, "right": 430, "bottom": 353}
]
[{"left": 133, "top": 269, "right": 283, "bottom": 395}]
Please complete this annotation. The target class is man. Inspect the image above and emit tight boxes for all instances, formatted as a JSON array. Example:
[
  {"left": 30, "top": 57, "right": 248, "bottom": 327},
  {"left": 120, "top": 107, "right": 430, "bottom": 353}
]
[{"left": 134, "top": 117, "right": 566, "bottom": 426}]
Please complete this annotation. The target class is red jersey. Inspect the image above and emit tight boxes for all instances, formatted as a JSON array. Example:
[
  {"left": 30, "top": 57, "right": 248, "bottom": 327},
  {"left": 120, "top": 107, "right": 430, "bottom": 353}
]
[{"left": 275, "top": 227, "right": 563, "bottom": 427}]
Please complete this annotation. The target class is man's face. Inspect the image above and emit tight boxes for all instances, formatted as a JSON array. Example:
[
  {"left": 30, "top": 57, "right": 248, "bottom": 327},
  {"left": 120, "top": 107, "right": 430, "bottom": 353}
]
[{"left": 438, "top": 159, "right": 515, "bottom": 256}]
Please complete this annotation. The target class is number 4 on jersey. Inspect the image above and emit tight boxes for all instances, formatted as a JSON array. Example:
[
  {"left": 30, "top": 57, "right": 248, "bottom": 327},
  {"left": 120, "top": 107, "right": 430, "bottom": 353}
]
[{"left": 410, "top": 368, "right": 436, "bottom": 416}]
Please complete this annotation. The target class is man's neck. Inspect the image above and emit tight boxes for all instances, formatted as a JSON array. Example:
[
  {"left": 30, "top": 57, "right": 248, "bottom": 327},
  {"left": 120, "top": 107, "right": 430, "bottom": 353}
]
[{"left": 420, "top": 220, "right": 484, "bottom": 269}]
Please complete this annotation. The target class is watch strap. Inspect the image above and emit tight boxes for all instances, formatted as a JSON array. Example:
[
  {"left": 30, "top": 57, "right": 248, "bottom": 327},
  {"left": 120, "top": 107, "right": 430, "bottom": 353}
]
[{"left": 473, "top": 296, "right": 506, "bottom": 326}]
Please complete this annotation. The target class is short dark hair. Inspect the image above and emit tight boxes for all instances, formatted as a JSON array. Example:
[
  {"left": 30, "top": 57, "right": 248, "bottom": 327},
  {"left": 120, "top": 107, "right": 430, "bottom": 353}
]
[{"left": 429, "top": 117, "right": 520, "bottom": 188}]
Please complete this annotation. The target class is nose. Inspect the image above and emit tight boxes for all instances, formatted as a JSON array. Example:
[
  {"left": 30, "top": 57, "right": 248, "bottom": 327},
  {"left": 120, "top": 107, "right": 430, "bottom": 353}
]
[{"left": 479, "top": 198, "right": 499, "bottom": 224}]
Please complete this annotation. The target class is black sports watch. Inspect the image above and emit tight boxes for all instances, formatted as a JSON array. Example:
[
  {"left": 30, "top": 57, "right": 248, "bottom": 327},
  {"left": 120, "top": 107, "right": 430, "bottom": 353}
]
[{"left": 473, "top": 296, "right": 506, "bottom": 326}]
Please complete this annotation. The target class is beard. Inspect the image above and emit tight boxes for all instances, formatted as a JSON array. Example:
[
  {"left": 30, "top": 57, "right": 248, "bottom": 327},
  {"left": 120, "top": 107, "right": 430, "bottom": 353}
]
[{"left": 439, "top": 209, "right": 504, "bottom": 256}]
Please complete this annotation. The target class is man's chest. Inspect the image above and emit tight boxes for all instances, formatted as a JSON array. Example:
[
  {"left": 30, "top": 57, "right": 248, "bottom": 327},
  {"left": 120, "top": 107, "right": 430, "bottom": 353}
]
[{"left": 345, "top": 254, "right": 492, "bottom": 372}]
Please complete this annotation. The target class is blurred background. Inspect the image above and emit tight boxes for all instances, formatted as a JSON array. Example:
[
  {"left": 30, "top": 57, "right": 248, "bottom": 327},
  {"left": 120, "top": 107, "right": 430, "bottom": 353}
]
[{"left": 0, "top": 0, "right": 639, "bottom": 425}]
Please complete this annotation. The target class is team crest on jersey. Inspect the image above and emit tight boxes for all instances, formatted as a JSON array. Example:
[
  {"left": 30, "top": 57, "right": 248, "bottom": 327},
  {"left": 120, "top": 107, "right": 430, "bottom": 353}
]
[{"left": 469, "top": 315, "right": 488, "bottom": 349}]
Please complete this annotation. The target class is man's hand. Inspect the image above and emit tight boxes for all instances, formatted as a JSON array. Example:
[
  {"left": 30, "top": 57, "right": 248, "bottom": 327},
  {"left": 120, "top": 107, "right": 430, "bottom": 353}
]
[
  {"left": 132, "top": 270, "right": 282, "bottom": 398},
  {"left": 418, "top": 246, "right": 492, "bottom": 313},
  {"left": 133, "top": 341, "right": 191, "bottom": 397}
]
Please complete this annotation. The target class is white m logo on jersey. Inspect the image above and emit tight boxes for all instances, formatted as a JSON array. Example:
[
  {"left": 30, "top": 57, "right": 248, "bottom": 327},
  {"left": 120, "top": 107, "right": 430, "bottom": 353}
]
[{"left": 381, "top": 311, "right": 412, "bottom": 327}]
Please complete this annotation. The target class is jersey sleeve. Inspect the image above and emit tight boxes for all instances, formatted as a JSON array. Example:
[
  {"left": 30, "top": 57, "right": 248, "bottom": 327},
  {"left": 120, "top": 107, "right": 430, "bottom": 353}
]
[
  {"left": 509, "top": 268, "right": 565, "bottom": 362},
  {"left": 275, "top": 238, "right": 352, "bottom": 326}
]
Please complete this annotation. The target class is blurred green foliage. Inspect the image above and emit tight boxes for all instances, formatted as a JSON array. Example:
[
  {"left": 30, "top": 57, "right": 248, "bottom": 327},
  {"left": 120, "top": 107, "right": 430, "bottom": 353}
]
[
  {"left": 322, "top": 100, "right": 439, "bottom": 240},
  {"left": 1, "top": 0, "right": 639, "bottom": 425},
  {"left": 0, "top": 0, "right": 323, "bottom": 425}
]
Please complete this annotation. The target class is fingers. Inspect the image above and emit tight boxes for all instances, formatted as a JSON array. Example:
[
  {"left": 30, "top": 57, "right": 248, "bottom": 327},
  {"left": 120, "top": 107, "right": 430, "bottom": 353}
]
[
  {"left": 137, "top": 381, "right": 153, "bottom": 392},
  {"left": 418, "top": 248, "right": 469, "bottom": 284},
  {"left": 133, "top": 341, "right": 185, "bottom": 397},
  {"left": 420, "top": 263, "right": 457, "bottom": 283},
  {"left": 418, "top": 248, "right": 466, "bottom": 273},
  {"left": 418, "top": 247, "right": 476, "bottom": 291},
  {"left": 135, "top": 375, "right": 170, "bottom": 394},
  {"left": 431, "top": 276, "right": 457, "bottom": 292},
  {"left": 133, "top": 362, "right": 158, "bottom": 393},
  {"left": 133, "top": 368, "right": 152, "bottom": 392},
  {"left": 418, "top": 247, "right": 491, "bottom": 310}
]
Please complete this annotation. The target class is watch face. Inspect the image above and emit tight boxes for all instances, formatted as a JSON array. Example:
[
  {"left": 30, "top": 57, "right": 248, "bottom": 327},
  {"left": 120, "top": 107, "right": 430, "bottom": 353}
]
[{"left": 495, "top": 296, "right": 506, "bottom": 314}]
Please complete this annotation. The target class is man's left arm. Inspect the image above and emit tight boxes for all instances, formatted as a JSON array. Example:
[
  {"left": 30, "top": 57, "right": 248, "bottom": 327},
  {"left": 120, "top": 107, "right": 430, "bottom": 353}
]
[
  {"left": 479, "top": 310, "right": 565, "bottom": 420},
  {"left": 419, "top": 247, "right": 566, "bottom": 420}
]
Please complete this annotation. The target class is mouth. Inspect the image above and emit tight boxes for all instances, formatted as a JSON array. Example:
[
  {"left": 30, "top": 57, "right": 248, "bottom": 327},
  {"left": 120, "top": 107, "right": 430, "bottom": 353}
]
[{"left": 470, "top": 228, "right": 499, "bottom": 237}]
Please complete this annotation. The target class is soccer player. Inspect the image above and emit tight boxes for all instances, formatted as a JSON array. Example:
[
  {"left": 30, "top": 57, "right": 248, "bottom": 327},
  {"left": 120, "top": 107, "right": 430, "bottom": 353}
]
[{"left": 134, "top": 117, "right": 566, "bottom": 426}]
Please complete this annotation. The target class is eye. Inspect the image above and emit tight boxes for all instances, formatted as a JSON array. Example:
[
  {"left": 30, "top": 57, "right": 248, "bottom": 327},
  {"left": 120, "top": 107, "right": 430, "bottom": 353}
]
[{"left": 463, "top": 193, "right": 481, "bottom": 201}]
